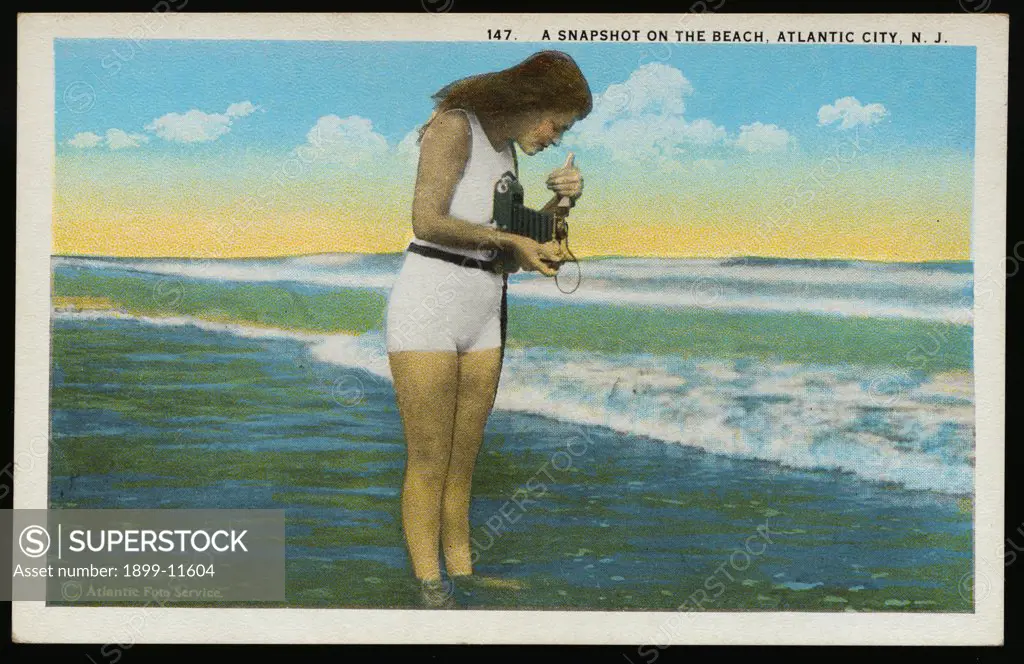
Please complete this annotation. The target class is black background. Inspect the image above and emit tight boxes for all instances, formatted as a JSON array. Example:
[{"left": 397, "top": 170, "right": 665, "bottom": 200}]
[{"left": 3, "top": 0, "right": 1019, "bottom": 661}]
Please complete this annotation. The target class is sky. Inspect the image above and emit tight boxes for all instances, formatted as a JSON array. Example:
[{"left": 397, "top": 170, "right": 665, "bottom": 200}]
[{"left": 54, "top": 40, "right": 976, "bottom": 260}]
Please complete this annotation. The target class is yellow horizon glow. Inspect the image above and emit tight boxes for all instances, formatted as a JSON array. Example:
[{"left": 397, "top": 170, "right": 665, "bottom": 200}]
[
  {"left": 53, "top": 149, "right": 973, "bottom": 262},
  {"left": 52, "top": 209, "right": 970, "bottom": 262}
]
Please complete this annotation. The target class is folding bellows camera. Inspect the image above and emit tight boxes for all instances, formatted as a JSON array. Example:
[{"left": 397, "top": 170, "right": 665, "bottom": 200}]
[{"left": 492, "top": 171, "right": 568, "bottom": 244}]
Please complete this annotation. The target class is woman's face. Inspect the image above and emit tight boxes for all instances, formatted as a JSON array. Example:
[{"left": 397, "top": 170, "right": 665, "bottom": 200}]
[{"left": 516, "top": 110, "right": 577, "bottom": 155}]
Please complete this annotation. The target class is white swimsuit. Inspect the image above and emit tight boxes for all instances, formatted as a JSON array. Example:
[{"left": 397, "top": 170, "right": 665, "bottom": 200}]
[{"left": 385, "top": 109, "right": 516, "bottom": 353}]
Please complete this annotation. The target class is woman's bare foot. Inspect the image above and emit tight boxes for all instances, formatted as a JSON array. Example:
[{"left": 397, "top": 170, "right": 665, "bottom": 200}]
[{"left": 419, "top": 577, "right": 457, "bottom": 609}]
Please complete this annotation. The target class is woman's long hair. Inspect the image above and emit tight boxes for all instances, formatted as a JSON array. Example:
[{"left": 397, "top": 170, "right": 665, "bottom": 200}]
[{"left": 417, "top": 50, "right": 592, "bottom": 142}]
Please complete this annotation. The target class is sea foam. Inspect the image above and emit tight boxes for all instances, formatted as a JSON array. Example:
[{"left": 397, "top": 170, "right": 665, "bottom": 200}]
[{"left": 55, "top": 309, "right": 975, "bottom": 495}]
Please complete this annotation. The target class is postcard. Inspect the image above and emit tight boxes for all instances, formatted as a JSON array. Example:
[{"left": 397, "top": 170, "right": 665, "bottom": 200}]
[{"left": 14, "top": 10, "right": 1006, "bottom": 645}]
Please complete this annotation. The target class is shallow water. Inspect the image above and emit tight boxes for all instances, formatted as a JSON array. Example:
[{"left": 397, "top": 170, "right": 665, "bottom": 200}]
[
  {"left": 49, "top": 317, "right": 973, "bottom": 611},
  {"left": 53, "top": 255, "right": 975, "bottom": 493}
]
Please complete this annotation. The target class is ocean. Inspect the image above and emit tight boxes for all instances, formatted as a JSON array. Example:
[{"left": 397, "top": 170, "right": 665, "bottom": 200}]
[{"left": 48, "top": 254, "right": 975, "bottom": 610}]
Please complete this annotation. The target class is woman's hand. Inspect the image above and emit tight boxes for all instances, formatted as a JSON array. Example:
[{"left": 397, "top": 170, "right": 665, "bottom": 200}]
[
  {"left": 545, "top": 158, "right": 584, "bottom": 202},
  {"left": 511, "top": 236, "right": 563, "bottom": 277}
]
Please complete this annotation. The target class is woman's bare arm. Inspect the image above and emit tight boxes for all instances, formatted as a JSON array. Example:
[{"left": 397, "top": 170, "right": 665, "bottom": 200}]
[
  {"left": 411, "top": 110, "right": 558, "bottom": 276},
  {"left": 412, "top": 111, "right": 516, "bottom": 253}
]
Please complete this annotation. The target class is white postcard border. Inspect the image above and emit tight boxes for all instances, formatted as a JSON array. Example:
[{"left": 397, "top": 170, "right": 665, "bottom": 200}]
[{"left": 14, "top": 11, "right": 1007, "bottom": 645}]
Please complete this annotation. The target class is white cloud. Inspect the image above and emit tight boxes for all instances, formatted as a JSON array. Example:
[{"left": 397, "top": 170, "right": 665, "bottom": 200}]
[
  {"left": 567, "top": 63, "right": 785, "bottom": 165},
  {"left": 817, "top": 96, "right": 888, "bottom": 130},
  {"left": 681, "top": 118, "right": 729, "bottom": 146},
  {"left": 296, "top": 115, "right": 418, "bottom": 170},
  {"left": 733, "top": 122, "right": 794, "bottom": 153},
  {"left": 146, "top": 109, "right": 232, "bottom": 143},
  {"left": 105, "top": 128, "right": 149, "bottom": 150},
  {"left": 395, "top": 129, "right": 421, "bottom": 167},
  {"left": 68, "top": 132, "right": 103, "bottom": 148},
  {"left": 581, "top": 63, "right": 694, "bottom": 130},
  {"left": 145, "top": 101, "right": 257, "bottom": 143},
  {"left": 570, "top": 63, "right": 717, "bottom": 158},
  {"left": 67, "top": 129, "right": 149, "bottom": 150},
  {"left": 65, "top": 101, "right": 257, "bottom": 150},
  {"left": 225, "top": 101, "right": 258, "bottom": 118}
]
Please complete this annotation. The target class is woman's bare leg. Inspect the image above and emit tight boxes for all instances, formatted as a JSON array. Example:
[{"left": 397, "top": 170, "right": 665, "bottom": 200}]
[
  {"left": 440, "top": 347, "right": 503, "bottom": 576},
  {"left": 388, "top": 350, "right": 459, "bottom": 582}
]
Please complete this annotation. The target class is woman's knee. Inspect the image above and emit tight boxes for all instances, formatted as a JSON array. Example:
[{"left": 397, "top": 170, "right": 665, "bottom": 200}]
[{"left": 405, "top": 443, "right": 452, "bottom": 476}]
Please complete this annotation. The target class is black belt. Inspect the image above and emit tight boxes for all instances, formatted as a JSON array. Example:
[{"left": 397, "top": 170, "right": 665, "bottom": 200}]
[{"left": 406, "top": 242, "right": 501, "bottom": 272}]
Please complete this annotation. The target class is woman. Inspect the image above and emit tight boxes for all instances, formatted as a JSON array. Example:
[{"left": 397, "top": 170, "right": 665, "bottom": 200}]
[{"left": 385, "top": 50, "right": 592, "bottom": 607}]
